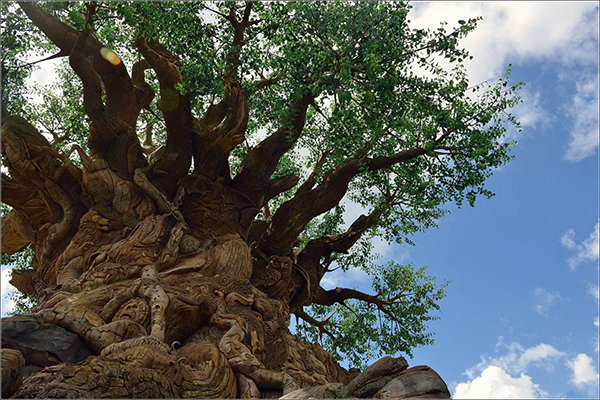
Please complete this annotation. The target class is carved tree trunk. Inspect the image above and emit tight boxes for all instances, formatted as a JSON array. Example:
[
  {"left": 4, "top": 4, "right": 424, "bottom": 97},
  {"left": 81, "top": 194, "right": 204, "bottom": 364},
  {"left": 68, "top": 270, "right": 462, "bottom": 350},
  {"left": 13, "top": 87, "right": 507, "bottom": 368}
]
[
  {"left": 1, "top": 3, "right": 451, "bottom": 398},
  {"left": 1, "top": 118, "right": 449, "bottom": 398}
]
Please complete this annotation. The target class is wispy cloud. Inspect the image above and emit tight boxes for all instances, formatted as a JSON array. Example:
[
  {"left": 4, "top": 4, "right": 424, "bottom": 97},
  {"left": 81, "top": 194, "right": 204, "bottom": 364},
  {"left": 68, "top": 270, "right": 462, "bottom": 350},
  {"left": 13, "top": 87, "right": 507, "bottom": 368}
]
[
  {"left": 561, "top": 222, "right": 600, "bottom": 271},
  {"left": 532, "top": 287, "right": 568, "bottom": 316},
  {"left": 410, "top": 2, "right": 599, "bottom": 84},
  {"left": 564, "top": 75, "right": 600, "bottom": 162}
]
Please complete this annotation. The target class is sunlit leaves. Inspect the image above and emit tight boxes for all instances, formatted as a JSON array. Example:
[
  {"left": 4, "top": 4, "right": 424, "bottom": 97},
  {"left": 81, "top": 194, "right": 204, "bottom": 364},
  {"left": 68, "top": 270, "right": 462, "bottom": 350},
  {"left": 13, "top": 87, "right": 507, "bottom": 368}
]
[{"left": 296, "top": 262, "right": 449, "bottom": 368}]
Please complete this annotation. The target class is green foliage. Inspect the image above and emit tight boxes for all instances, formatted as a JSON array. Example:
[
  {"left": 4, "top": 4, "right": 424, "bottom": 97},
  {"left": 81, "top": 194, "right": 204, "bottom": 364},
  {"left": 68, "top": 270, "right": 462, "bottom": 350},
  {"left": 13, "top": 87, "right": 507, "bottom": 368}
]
[
  {"left": 2, "top": 1, "right": 522, "bottom": 360},
  {"left": 296, "top": 262, "right": 449, "bottom": 368}
]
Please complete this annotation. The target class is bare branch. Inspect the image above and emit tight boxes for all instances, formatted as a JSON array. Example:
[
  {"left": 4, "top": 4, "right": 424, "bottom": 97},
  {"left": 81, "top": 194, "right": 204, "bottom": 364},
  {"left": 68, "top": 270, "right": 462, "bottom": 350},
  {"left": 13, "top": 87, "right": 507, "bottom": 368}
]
[
  {"left": 312, "top": 286, "right": 415, "bottom": 334},
  {"left": 294, "top": 308, "right": 337, "bottom": 342},
  {"left": 259, "top": 147, "right": 425, "bottom": 255}
]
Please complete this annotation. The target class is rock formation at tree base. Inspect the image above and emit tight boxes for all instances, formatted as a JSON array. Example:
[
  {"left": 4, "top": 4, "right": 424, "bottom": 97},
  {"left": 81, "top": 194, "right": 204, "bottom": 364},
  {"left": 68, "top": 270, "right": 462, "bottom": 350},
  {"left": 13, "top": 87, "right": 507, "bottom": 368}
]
[{"left": 2, "top": 342, "right": 449, "bottom": 399}]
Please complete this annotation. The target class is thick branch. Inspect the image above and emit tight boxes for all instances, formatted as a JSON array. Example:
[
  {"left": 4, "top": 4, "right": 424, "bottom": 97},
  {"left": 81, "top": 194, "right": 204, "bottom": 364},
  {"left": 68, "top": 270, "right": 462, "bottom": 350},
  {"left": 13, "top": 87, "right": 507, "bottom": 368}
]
[
  {"left": 1, "top": 209, "right": 34, "bottom": 254},
  {"left": 19, "top": 2, "right": 138, "bottom": 126},
  {"left": 136, "top": 36, "right": 193, "bottom": 195},
  {"left": 297, "top": 211, "right": 380, "bottom": 271},
  {"left": 259, "top": 148, "right": 426, "bottom": 255},
  {"left": 313, "top": 286, "right": 399, "bottom": 321},
  {"left": 232, "top": 92, "right": 315, "bottom": 205},
  {"left": 191, "top": 3, "right": 254, "bottom": 180},
  {"left": 68, "top": 19, "right": 111, "bottom": 141},
  {"left": 1, "top": 174, "right": 52, "bottom": 228}
]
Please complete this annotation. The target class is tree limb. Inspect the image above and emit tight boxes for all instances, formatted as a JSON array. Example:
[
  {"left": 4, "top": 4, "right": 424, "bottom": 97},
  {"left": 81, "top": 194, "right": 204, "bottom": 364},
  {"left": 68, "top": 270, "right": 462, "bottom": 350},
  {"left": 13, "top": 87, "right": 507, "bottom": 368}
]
[
  {"left": 19, "top": 2, "right": 138, "bottom": 126},
  {"left": 191, "top": 2, "right": 254, "bottom": 180},
  {"left": 135, "top": 36, "right": 194, "bottom": 195},
  {"left": 232, "top": 91, "right": 315, "bottom": 205},
  {"left": 294, "top": 308, "right": 336, "bottom": 342},
  {"left": 259, "top": 147, "right": 426, "bottom": 255}
]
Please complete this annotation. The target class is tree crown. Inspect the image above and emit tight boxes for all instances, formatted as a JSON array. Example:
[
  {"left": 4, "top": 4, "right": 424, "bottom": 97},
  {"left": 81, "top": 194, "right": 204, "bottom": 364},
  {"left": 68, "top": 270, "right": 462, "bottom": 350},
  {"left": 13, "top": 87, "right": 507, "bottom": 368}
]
[{"left": 1, "top": 1, "right": 522, "bottom": 367}]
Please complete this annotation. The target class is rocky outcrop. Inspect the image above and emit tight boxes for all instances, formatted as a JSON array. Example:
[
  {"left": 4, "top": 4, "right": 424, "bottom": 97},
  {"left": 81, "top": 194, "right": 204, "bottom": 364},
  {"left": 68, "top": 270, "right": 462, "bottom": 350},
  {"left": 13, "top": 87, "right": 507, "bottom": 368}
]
[
  {"left": 2, "top": 348, "right": 25, "bottom": 398},
  {"left": 281, "top": 356, "right": 450, "bottom": 399},
  {"left": 1, "top": 314, "right": 94, "bottom": 368}
]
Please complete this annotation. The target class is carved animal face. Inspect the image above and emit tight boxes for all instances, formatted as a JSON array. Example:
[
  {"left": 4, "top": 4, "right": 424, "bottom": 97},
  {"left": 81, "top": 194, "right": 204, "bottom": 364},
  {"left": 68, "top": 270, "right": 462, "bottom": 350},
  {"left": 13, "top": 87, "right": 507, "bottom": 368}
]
[
  {"left": 179, "top": 234, "right": 201, "bottom": 254},
  {"left": 114, "top": 297, "right": 150, "bottom": 325},
  {"left": 213, "top": 274, "right": 253, "bottom": 299}
]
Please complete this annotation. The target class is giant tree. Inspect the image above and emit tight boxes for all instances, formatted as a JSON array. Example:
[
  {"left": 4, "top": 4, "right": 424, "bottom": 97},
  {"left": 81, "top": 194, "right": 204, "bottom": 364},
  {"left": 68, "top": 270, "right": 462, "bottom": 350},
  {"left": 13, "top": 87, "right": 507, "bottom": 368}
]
[{"left": 1, "top": 1, "right": 521, "bottom": 398}]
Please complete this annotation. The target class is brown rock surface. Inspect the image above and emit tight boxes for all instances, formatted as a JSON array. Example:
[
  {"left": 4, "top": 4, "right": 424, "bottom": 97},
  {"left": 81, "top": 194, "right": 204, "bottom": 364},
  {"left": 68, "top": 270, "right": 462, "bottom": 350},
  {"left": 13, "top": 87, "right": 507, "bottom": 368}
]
[
  {"left": 279, "top": 359, "right": 449, "bottom": 399},
  {"left": 2, "top": 348, "right": 26, "bottom": 398},
  {"left": 375, "top": 365, "right": 450, "bottom": 399}
]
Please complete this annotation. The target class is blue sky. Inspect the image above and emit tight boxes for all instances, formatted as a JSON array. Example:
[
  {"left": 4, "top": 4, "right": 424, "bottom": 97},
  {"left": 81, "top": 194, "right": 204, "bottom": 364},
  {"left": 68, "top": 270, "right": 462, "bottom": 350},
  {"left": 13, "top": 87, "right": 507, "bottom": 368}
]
[{"left": 1, "top": 2, "right": 599, "bottom": 399}]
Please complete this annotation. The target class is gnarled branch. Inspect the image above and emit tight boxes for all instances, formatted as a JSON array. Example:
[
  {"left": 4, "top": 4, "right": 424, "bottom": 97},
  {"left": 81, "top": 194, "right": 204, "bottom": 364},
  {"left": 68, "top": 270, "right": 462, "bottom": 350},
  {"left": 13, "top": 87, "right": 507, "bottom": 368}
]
[
  {"left": 19, "top": 2, "right": 138, "bottom": 126},
  {"left": 259, "top": 148, "right": 426, "bottom": 255},
  {"left": 135, "top": 36, "right": 193, "bottom": 195},
  {"left": 232, "top": 91, "right": 315, "bottom": 205}
]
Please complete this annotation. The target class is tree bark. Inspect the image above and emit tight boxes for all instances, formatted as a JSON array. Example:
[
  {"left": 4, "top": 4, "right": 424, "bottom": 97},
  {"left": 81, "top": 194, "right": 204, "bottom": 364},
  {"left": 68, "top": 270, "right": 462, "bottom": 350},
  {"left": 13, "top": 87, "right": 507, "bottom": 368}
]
[{"left": 1, "top": 4, "right": 450, "bottom": 397}]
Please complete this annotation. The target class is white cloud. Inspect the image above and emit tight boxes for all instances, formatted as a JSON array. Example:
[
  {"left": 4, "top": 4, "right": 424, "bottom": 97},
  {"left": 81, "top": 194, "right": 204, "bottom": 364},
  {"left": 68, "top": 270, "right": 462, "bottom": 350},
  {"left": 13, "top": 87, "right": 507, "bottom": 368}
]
[
  {"left": 561, "top": 222, "right": 600, "bottom": 271},
  {"left": 1, "top": 268, "right": 17, "bottom": 316},
  {"left": 464, "top": 341, "right": 566, "bottom": 378},
  {"left": 564, "top": 75, "right": 599, "bottom": 162},
  {"left": 410, "top": 2, "right": 599, "bottom": 84},
  {"left": 567, "top": 353, "right": 599, "bottom": 389},
  {"left": 511, "top": 89, "right": 548, "bottom": 130},
  {"left": 456, "top": 341, "right": 566, "bottom": 398},
  {"left": 320, "top": 265, "right": 370, "bottom": 291},
  {"left": 503, "top": 88, "right": 551, "bottom": 142},
  {"left": 410, "top": 3, "right": 599, "bottom": 160},
  {"left": 561, "top": 228, "right": 577, "bottom": 250},
  {"left": 517, "top": 343, "right": 566, "bottom": 372},
  {"left": 454, "top": 365, "right": 547, "bottom": 399},
  {"left": 532, "top": 287, "right": 567, "bottom": 316},
  {"left": 588, "top": 284, "right": 600, "bottom": 303}
]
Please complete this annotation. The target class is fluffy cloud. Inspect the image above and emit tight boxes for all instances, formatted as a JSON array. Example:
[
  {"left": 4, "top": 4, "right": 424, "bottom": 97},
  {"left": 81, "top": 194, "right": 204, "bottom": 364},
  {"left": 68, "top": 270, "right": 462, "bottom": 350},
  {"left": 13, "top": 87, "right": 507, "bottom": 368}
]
[
  {"left": 564, "top": 75, "right": 599, "bottom": 162},
  {"left": 1, "top": 268, "right": 17, "bottom": 316},
  {"left": 410, "top": 2, "right": 599, "bottom": 84},
  {"left": 567, "top": 353, "right": 599, "bottom": 389},
  {"left": 320, "top": 265, "right": 370, "bottom": 291},
  {"left": 532, "top": 287, "right": 567, "bottom": 316},
  {"left": 468, "top": 342, "right": 566, "bottom": 375},
  {"left": 410, "top": 3, "right": 599, "bottom": 163},
  {"left": 561, "top": 222, "right": 600, "bottom": 271},
  {"left": 456, "top": 342, "right": 565, "bottom": 398},
  {"left": 454, "top": 366, "right": 546, "bottom": 399}
]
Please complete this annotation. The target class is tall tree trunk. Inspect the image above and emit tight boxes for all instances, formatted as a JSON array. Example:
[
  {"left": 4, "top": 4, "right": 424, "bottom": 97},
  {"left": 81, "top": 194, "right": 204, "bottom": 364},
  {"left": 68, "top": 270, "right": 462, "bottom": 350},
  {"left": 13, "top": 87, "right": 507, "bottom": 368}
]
[
  {"left": 1, "top": 128, "right": 448, "bottom": 397},
  {"left": 2, "top": 4, "right": 452, "bottom": 398}
]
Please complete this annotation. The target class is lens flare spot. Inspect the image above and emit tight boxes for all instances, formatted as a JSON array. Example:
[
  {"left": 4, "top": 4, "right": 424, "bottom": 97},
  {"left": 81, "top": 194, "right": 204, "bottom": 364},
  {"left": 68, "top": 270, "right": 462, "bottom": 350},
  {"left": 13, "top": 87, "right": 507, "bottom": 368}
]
[{"left": 100, "top": 47, "right": 121, "bottom": 66}]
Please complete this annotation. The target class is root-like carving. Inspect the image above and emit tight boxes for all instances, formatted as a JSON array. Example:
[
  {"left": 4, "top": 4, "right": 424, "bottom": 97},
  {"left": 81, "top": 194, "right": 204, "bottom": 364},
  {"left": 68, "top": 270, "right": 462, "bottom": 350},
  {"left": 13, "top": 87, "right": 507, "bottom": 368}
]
[
  {"left": 210, "top": 288, "right": 299, "bottom": 395},
  {"left": 139, "top": 264, "right": 169, "bottom": 342}
]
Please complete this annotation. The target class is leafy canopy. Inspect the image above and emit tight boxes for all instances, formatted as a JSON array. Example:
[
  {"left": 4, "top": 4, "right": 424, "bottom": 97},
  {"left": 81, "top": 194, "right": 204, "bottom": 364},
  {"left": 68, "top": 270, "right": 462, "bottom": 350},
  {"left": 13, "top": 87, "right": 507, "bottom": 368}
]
[{"left": 1, "top": 1, "right": 522, "bottom": 367}]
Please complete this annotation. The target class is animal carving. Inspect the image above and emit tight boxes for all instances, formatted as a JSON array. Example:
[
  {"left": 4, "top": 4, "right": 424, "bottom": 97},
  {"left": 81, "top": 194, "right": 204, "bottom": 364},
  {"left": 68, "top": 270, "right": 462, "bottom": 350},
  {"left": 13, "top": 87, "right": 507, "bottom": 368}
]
[{"left": 251, "top": 256, "right": 293, "bottom": 300}]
